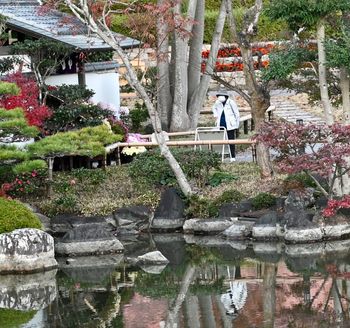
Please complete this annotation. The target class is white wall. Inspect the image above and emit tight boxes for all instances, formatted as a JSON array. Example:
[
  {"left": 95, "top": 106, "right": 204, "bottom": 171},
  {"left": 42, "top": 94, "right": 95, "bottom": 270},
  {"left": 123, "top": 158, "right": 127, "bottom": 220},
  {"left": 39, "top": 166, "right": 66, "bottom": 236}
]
[{"left": 45, "top": 71, "right": 120, "bottom": 116}]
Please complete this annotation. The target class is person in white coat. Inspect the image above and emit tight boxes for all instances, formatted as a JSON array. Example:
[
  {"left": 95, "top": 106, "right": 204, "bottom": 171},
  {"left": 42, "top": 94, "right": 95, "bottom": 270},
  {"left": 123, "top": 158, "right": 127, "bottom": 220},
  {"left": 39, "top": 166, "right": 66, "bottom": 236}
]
[{"left": 212, "top": 89, "right": 240, "bottom": 161}]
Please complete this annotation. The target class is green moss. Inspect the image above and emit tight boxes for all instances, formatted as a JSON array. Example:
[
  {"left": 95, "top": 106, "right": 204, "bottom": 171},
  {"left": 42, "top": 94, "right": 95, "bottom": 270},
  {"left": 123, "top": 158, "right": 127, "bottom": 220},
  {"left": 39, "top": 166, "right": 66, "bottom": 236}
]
[
  {"left": 0, "top": 198, "right": 42, "bottom": 234},
  {"left": 0, "top": 309, "right": 36, "bottom": 328}
]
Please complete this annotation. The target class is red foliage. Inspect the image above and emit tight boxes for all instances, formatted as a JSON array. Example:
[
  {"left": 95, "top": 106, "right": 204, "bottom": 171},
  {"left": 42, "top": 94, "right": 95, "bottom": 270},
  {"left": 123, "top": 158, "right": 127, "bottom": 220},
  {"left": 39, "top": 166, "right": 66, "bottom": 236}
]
[
  {"left": 0, "top": 72, "right": 51, "bottom": 128},
  {"left": 255, "top": 122, "right": 350, "bottom": 178},
  {"left": 202, "top": 44, "right": 274, "bottom": 59},
  {"left": 323, "top": 196, "right": 350, "bottom": 217}
]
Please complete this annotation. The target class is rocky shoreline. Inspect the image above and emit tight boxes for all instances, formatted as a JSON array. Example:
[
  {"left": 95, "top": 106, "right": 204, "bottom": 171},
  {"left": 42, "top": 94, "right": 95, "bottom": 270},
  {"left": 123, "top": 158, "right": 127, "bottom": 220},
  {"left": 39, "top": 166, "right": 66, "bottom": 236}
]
[{"left": 1, "top": 187, "right": 349, "bottom": 274}]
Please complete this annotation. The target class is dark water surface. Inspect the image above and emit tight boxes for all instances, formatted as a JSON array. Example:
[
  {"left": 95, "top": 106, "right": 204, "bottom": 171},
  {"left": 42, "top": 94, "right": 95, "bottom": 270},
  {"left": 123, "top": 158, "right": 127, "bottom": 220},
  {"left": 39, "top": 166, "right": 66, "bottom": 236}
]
[{"left": 2, "top": 235, "right": 350, "bottom": 328}]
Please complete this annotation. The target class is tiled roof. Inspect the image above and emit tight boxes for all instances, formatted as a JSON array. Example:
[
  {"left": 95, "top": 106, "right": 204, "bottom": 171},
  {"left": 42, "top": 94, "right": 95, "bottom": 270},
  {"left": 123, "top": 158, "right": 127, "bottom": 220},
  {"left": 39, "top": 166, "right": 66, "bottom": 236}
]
[
  {"left": 0, "top": 4, "right": 139, "bottom": 50},
  {"left": 85, "top": 61, "right": 119, "bottom": 72}
]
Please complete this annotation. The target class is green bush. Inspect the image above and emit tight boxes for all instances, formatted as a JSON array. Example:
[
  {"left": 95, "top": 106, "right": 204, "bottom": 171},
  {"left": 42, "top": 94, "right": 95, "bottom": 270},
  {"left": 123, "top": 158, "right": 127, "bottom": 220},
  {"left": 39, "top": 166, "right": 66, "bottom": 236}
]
[
  {"left": 185, "top": 195, "right": 218, "bottom": 219},
  {"left": 214, "top": 189, "right": 246, "bottom": 206},
  {"left": 129, "top": 102, "right": 149, "bottom": 132},
  {"left": 0, "top": 198, "right": 42, "bottom": 234},
  {"left": 208, "top": 171, "right": 238, "bottom": 187},
  {"left": 284, "top": 172, "right": 317, "bottom": 189},
  {"left": 251, "top": 192, "right": 276, "bottom": 210},
  {"left": 128, "top": 149, "right": 221, "bottom": 188},
  {"left": 13, "top": 160, "right": 47, "bottom": 174}
]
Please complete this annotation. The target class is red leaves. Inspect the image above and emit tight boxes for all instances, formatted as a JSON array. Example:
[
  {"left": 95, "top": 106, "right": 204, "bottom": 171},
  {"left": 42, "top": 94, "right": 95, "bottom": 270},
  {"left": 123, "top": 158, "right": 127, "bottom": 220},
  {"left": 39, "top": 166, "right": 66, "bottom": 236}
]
[
  {"left": 0, "top": 72, "right": 51, "bottom": 128},
  {"left": 323, "top": 196, "right": 350, "bottom": 217},
  {"left": 256, "top": 121, "right": 350, "bottom": 181}
]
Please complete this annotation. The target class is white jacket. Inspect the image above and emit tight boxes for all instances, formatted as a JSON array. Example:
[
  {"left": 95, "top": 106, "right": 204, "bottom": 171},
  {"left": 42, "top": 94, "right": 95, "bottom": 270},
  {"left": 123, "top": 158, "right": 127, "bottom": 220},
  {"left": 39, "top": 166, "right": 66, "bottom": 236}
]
[{"left": 212, "top": 98, "right": 240, "bottom": 131}]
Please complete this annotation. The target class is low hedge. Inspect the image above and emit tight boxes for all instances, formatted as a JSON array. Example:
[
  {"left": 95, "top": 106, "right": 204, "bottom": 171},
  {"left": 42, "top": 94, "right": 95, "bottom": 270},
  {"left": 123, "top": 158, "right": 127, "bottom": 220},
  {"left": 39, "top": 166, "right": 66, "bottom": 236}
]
[{"left": 0, "top": 198, "right": 41, "bottom": 234}]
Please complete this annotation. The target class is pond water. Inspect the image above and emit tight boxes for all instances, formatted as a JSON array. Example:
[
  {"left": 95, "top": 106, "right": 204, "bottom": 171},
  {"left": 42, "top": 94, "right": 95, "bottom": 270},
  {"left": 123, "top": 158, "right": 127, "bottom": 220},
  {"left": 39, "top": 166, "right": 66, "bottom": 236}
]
[{"left": 2, "top": 235, "right": 350, "bottom": 328}]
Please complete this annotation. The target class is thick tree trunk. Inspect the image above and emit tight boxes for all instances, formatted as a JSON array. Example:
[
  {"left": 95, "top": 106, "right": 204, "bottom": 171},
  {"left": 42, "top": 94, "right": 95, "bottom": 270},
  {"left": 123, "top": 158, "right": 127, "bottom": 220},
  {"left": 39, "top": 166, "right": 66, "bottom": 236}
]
[
  {"left": 187, "top": 0, "right": 205, "bottom": 102},
  {"left": 188, "top": 0, "right": 227, "bottom": 129},
  {"left": 157, "top": 0, "right": 172, "bottom": 130},
  {"left": 170, "top": 0, "right": 197, "bottom": 131},
  {"left": 47, "top": 157, "right": 54, "bottom": 198},
  {"left": 317, "top": 20, "right": 334, "bottom": 125}
]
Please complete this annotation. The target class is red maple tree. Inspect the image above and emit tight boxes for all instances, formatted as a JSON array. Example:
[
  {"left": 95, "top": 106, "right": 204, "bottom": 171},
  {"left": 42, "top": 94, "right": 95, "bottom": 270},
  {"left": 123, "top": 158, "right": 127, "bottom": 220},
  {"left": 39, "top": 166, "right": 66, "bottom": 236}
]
[{"left": 0, "top": 72, "right": 51, "bottom": 128}]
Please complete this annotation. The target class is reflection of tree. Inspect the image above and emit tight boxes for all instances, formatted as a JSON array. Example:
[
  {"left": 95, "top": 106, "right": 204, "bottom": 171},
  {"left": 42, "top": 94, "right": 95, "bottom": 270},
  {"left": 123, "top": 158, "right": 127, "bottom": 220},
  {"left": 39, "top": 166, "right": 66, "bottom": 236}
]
[{"left": 263, "top": 263, "right": 277, "bottom": 328}]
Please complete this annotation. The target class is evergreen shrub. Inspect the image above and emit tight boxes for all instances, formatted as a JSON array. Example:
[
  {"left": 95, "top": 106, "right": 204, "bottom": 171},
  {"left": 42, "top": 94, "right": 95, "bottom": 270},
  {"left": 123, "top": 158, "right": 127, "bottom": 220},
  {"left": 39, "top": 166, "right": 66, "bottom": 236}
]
[
  {"left": 0, "top": 198, "right": 42, "bottom": 234},
  {"left": 251, "top": 192, "right": 276, "bottom": 210}
]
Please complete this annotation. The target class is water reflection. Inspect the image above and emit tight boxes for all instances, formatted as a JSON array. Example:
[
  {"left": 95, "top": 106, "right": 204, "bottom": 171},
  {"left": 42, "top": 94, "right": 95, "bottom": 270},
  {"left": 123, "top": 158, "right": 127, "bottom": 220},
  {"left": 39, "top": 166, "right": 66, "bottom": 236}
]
[{"left": 3, "top": 239, "right": 350, "bottom": 327}]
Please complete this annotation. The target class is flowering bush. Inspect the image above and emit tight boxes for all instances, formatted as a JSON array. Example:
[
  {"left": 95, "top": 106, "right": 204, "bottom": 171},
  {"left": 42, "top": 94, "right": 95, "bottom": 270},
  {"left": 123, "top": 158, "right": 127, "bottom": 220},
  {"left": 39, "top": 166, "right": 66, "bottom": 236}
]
[
  {"left": 121, "top": 133, "right": 148, "bottom": 156},
  {"left": 0, "top": 72, "right": 51, "bottom": 128},
  {"left": 2, "top": 170, "right": 47, "bottom": 197},
  {"left": 201, "top": 44, "right": 274, "bottom": 59}
]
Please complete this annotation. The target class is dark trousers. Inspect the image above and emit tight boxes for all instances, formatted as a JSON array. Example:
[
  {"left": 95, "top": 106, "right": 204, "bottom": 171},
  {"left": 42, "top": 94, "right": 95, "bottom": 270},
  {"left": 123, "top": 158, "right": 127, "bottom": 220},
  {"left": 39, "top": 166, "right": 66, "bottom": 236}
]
[{"left": 227, "top": 129, "right": 236, "bottom": 158}]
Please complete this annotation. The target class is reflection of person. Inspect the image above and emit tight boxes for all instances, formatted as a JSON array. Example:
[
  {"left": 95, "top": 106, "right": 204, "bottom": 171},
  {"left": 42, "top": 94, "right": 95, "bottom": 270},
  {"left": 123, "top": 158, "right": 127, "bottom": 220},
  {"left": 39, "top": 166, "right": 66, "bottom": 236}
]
[
  {"left": 212, "top": 89, "right": 240, "bottom": 162},
  {"left": 220, "top": 281, "right": 247, "bottom": 317}
]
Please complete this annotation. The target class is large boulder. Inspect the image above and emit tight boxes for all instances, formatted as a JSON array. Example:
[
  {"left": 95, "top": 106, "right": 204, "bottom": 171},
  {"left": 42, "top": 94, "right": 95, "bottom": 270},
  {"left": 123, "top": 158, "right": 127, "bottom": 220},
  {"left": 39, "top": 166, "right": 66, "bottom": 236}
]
[
  {"left": 0, "top": 228, "right": 57, "bottom": 273},
  {"left": 113, "top": 205, "right": 152, "bottom": 234},
  {"left": 222, "top": 222, "right": 254, "bottom": 239},
  {"left": 55, "top": 223, "right": 124, "bottom": 256},
  {"left": 218, "top": 200, "right": 254, "bottom": 218},
  {"left": 285, "top": 188, "right": 315, "bottom": 210},
  {"left": 183, "top": 218, "right": 234, "bottom": 234},
  {"left": 51, "top": 214, "right": 115, "bottom": 235},
  {"left": 151, "top": 188, "right": 185, "bottom": 231},
  {"left": 0, "top": 269, "right": 57, "bottom": 311}
]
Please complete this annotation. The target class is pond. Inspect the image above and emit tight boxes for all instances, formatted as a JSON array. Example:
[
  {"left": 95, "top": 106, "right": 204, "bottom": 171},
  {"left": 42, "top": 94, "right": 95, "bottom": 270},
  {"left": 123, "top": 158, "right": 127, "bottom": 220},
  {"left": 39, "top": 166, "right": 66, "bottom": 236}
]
[{"left": 2, "top": 235, "right": 350, "bottom": 328}]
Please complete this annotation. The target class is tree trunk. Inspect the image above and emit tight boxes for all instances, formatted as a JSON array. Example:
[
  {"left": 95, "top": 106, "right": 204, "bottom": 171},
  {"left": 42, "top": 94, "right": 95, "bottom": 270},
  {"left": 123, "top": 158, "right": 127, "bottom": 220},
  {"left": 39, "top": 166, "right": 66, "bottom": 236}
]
[
  {"left": 187, "top": 0, "right": 205, "bottom": 102},
  {"left": 340, "top": 67, "right": 350, "bottom": 124},
  {"left": 317, "top": 20, "right": 334, "bottom": 125},
  {"left": 188, "top": 0, "right": 227, "bottom": 129},
  {"left": 47, "top": 157, "right": 54, "bottom": 198},
  {"left": 157, "top": 0, "right": 172, "bottom": 130}
]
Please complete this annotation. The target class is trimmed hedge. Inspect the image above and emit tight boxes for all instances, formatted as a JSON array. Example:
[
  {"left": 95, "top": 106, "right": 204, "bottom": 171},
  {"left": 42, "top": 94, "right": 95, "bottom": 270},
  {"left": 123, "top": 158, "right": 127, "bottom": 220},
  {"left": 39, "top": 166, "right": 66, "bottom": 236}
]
[{"left": 0, "top": 198, "right": 42, "bottom": 234}]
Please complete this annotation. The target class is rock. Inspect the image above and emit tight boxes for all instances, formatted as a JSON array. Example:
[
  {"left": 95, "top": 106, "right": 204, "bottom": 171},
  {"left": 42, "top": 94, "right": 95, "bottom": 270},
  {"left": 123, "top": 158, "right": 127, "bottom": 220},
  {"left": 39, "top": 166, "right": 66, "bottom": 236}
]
[
  {"left": 114, "top": 205, "right": 152, "bottom": 233},
  {"left": 240, "top": 209, "right": 272, "bottom": 218},
  {"left": 55, "top": 223, "right": 124, "bottom": 256},
  {"left": 222, "top": 222, "right": 254, "bottom": 239},
  {"left": 258, "top": 211, "right": 279, "bottom": 225},
  {"left": 0, "top": 269, "right": 57, "bottom": 311},
  {"left": 314, "top": 196, "right": 328, "bottom": 209},
  {"left": 151, "top": 188, "right": 185, "bottom": 231},
  {"left": 137, "top": 251, "right": 169, "bottom": 265},
  {"left": 283, "top": 209, "right": 315, "bottom": 228},
  {"left": 35, "top": 213, "right": 52, "bottom": 233},
  {"left": 0, "top": 228, "right": 57, "bottom": 273},
  {"left": 323, "top": 224, "right": 350, "bottom": 239},
  {"left": 218, "top": 200, "right": 253, "bottom": 217},
  {"left": 252, "top": 225, "right": 278, "bottom": 240},
  {"left": 153, "top": 234, "right": 186, "bottom": 266},
  {"left": 51, "top": 214, "right": 114, "bottom": 235},
  {"left": 284, "top": 227, "right": 323, "bottom": 243},
  {"left": 183, "top": 218, "right": 234, "bottom": 234},
  {"left": 285, "top": 188, "right": 315, "bottom": 210}
]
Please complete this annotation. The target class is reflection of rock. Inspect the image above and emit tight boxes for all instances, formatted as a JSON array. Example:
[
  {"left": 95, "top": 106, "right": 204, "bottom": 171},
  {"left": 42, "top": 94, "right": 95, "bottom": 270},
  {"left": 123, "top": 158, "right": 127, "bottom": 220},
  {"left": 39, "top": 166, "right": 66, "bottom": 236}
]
[
  {"left": 140, "top": 264, "right": 167, "bottom": 274},
  {"left": 55, "top": 223, "right": 124, "bottom": 256},
  {"left": 57, "top": 254, "right": 123, "bottom": 284},
  {"left": 153, "top": 234, "right": 186, "bottom": 266},
  {"left": 0, "top": 228, "right": 57, "bottom": 273},
  {"left": 0, "top": 269, "right": 57, "bottom": 311},
  {"left": 137, "top": 251, "right": 169, "bottom": 265}
]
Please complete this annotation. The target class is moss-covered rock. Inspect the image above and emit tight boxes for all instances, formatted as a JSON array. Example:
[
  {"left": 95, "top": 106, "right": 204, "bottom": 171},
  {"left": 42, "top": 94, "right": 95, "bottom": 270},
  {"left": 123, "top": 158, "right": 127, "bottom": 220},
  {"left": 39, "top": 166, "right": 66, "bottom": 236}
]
[{"left": 0, "top": 198, "right": 41, "bottom": 234}]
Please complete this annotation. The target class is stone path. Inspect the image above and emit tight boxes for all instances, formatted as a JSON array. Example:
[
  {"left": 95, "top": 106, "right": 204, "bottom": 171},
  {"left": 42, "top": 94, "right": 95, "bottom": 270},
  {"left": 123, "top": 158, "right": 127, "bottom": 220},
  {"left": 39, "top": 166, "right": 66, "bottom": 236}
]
[{"left": 270, "top": 91, "right": 325, "bottom": 125}]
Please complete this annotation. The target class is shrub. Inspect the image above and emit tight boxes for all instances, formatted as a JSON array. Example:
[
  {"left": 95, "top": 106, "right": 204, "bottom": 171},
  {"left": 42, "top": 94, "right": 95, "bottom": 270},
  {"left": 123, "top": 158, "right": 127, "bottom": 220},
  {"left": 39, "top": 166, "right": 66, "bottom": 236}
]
[
  {"left": 251, "top": 192, "right": 276, "bottom": 210},
  {"left": 128, "top": 149, "right": 221, "bottom": 188},
  {"left": 0, "top": 198, "right": 42, "bottom": 233},
  {"left": 284, "top": 172, "right": 318, "bottom": 189},
  {"left": 214, "top": 189, "right": 246, "bottom": 206},
  {"left": 13, "top": 160, "right": 47, "bottom": 174},
  {"left": 208, "top": 171, "right": 238, "bottom": 187},
  {"left": 185, "top": 195, "right": 218, "bottom": 219},
  {"left": 128, "top": 102, "right": 149, "bottom": 132}
]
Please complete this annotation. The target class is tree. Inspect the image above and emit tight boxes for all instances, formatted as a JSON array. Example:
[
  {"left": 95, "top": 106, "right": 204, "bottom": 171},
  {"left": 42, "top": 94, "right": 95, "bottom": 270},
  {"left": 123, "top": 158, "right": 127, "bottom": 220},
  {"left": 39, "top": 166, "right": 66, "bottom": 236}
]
[
  {"left": 7, "top": 39, "right": 73, "bottom": 104},
  {"left": 28, "top": 124, "right": 122, "bottom": 196},
  {"left": 211, "top": 0, "right": 273, "bottom": 178},
  {"left": 0, "top": 72, "right": 51, "bottom": 128},
  {"left": 256, "top": 122, "right": 350, "bottom": 199},
  {"left": 266, "top": 0, "right": 350, "bottom": 125}
]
